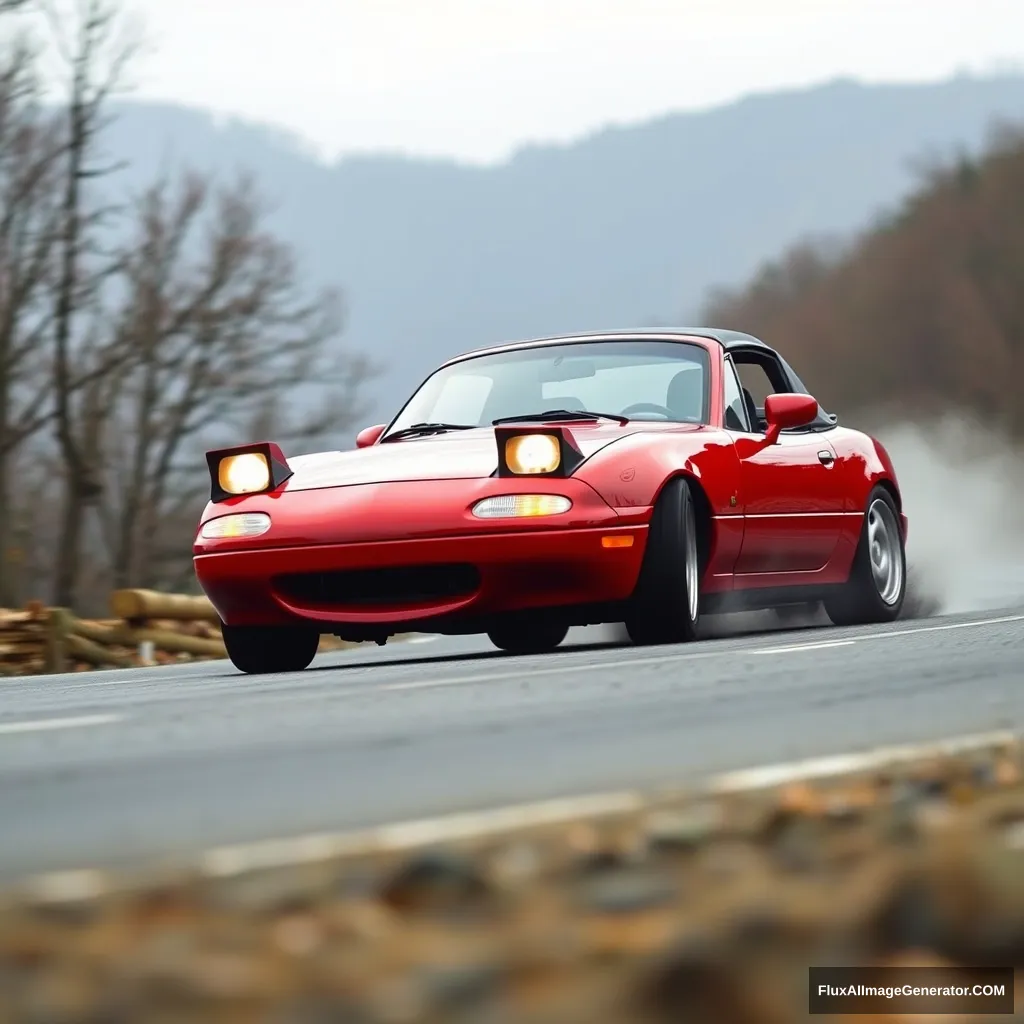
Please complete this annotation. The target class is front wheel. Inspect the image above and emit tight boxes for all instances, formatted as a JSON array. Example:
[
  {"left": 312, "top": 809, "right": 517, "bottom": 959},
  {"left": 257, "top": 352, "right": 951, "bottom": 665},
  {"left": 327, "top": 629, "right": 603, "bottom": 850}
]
[
  {"left": 824, "top": 487, "right": 906, "bottom": 626},
  {"left": 487, "top": 620, "right": 568, "bottom": 654},
  {"left": 624, "top": 476, "right": 701, "bottom": 645},
  {"left": 222, "top": 623, "right": 320, "bottom": 674}
]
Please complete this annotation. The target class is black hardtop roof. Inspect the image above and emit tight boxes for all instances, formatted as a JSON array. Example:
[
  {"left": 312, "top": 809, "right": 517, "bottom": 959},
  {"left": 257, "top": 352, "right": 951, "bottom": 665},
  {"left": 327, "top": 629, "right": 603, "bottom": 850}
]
[{"left": 442, "top": 328, "right": 771, "bottom": 367}]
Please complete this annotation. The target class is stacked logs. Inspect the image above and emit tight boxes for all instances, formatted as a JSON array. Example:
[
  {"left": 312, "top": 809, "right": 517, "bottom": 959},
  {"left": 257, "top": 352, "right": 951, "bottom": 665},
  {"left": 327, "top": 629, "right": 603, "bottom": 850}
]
[
  {"left": 0, "top": 601, "right": 52, "bottom": 676},
  {"left": 63, "top": 589, "right": 230, "bottom": 671},
  {"left": 0, "top": 590, "right": 228, "bottom": 675},
  {"left": 0, "top": 589, "right": 363, "bottom": 676}
]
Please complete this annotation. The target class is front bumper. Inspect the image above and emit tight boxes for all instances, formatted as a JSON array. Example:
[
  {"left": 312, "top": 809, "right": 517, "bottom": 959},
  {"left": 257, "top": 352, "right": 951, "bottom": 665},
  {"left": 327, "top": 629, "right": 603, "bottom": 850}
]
[{"left": 194, "top": 524, "right": 649, "bottom": 629}]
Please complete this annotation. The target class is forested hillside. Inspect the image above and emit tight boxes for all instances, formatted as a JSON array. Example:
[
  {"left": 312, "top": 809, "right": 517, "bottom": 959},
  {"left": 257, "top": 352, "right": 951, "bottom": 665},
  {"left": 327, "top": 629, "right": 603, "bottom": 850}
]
[{"left": 703, "top": 126, "right": 1024, "bottom": 441}]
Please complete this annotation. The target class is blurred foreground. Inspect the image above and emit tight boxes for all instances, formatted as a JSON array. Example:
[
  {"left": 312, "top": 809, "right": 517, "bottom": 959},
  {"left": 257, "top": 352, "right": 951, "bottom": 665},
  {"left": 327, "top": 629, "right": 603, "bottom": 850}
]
[{"left": 1, "top": 736, "right": 1022, "bottom": 1022}]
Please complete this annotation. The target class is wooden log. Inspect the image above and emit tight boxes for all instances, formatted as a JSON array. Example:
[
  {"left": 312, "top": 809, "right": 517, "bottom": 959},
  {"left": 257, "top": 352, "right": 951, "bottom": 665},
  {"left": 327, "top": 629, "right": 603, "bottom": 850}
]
[
  {"left": 121, "top": 627, "right": 226, "bottom": 658},
  {"left": 65, "top": 633, "right": 135, "bottom": 669},
  {"left": 44, "top": 608, "right": 73, "bottom": 674},
  {"left": 0, "top": 640, "right": 45, "bottom": 655},
  {"left": 110, "top": 589, "right": 219, "bottom": 624},
  {"left": 71, "top": 618, "right": 226, "bottom": 658},
  {"left": 68, "top": 619, "right": 125, "bottom": 646}
]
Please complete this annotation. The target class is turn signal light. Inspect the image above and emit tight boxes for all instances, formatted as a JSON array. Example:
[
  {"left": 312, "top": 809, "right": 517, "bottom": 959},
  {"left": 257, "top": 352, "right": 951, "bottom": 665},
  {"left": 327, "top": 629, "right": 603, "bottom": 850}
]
[
  {"left": 601, "top": 535, "right": 634, "bottom": 548},
  {"left": 200, "top": 512, "right": 272, "bottom": 540},
  {"left": 472, "top": 494, "right": 571, "bottom": 519}
]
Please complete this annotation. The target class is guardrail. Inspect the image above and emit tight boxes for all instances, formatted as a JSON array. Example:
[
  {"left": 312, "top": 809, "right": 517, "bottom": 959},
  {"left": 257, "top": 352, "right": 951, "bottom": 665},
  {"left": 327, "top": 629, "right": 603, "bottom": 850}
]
[{"left": 0, "top": 589, "right": 354, "bottom": 675}]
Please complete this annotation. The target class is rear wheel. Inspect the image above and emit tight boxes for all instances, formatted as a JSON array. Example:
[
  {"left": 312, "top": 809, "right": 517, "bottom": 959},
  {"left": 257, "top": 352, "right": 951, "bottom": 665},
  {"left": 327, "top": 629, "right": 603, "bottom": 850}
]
[
  {"left": 624, "top": 476, "right": 701, "bottom": 645},
  {"left": 222, "top": 623, "right": 320, "bottom": 674},
  {"left": 487, "top": 620, "right": 568, "bottom": 654},
  {"left": 824, "top": 486, "right": 906, "bottom": 626}
]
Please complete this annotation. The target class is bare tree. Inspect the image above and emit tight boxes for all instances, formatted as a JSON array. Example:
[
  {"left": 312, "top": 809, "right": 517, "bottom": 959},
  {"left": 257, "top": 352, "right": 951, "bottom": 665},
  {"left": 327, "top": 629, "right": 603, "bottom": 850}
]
[
  {"left": 42, "top": 0, "right": 138, "bottom": 607},
  {"left": 97, "top": 171, "right": 377, "bottom": 590},
  {"left": 0, "top": 26, "right": 64, "bottom": 605},
  {"left": 0, "top": 0, "right": 379, "bottom": 610}
]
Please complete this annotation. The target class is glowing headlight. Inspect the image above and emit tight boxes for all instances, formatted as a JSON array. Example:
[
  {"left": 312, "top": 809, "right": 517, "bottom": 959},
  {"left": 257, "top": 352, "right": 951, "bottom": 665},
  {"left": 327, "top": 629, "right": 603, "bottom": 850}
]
[
  {"left": 200, "top": 512, "right": 272, "bottom": 540},
  {"left": 218, "top": 452, "right": 271, "bottom": 495},
  {"left": 505, "top": 434, "right": 560, "bottom": 474},
  {"left": 472, "top": 495, "right": 571, "bottom": 519}
]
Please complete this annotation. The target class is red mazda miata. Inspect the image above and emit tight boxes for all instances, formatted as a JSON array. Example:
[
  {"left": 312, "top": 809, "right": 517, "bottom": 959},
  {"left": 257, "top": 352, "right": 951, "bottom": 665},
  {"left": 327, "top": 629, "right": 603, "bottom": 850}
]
[{"left": 193, "top": 329, "right": 908, "bottom": 674}]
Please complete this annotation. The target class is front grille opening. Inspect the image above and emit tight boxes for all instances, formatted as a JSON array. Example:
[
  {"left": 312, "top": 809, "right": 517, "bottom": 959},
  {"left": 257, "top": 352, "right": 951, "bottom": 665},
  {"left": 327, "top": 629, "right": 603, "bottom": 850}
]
[{"left": 273, "top": 563, "right": 480, "bottom": 607}]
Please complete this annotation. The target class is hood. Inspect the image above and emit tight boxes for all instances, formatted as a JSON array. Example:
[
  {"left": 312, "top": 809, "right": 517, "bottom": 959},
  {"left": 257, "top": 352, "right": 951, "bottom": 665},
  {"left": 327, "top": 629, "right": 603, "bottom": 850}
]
[{"left": 283, "top": 423, "right": 651, "bottom": 491}]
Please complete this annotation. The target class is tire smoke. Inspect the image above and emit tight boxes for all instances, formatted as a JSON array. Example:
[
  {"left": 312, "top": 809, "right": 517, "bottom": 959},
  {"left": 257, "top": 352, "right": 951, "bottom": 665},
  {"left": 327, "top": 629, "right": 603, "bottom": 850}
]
[{"left": 874, "top": 417, "right": 1024, "bottom": 617}]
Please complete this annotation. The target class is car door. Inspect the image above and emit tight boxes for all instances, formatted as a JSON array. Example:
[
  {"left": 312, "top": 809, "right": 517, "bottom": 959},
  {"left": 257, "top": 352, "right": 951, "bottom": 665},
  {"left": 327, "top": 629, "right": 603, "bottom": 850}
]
[{"left": 723, "top": 350, "right": 846, "bottom": 577}]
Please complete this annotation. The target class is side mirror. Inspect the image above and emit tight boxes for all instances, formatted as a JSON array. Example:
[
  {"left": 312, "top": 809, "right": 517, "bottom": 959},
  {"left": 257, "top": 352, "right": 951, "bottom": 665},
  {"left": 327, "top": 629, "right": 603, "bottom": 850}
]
[
  {"left": 763, "top": 393, "right": 818, "bottom": 444},
  {"left": 356, "top": 423, "right": 386, "bottom": 448}
]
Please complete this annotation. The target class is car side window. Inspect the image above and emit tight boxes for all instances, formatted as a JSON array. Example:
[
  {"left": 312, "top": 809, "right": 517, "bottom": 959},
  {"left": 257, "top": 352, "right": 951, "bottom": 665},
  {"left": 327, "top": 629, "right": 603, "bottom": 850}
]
[
  {"left": 731, "top": 346, "right": 836, "bottom": 433},
  {"left": 734, "top": 354, "right": 791, "bottom": 432},
  {"left": 722, "top": 357, "right": 750, "bottom": 432},
  {"left": 734, "top": 359, "right": 772, "bottom": 425}
]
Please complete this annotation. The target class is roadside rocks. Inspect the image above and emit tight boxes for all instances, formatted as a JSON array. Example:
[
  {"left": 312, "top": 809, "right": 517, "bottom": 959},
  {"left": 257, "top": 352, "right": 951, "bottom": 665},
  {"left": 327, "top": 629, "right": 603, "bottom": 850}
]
[{"left": 0, "top": 740, "right": 1022, "bottom": 1022}]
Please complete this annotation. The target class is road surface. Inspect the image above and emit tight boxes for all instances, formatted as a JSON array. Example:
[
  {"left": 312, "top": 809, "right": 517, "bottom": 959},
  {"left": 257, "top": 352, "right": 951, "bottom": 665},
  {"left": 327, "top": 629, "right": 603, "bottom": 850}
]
[{"left": 0, "top": 607, "right": 1022, "bottom": 882}]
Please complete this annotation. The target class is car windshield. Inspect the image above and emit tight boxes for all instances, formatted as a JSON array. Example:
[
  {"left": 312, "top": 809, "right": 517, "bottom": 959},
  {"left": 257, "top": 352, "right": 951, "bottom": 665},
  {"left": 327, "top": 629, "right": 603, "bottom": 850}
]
[{"left": 383, "top": 339, "right": 711, "bottom": 438}]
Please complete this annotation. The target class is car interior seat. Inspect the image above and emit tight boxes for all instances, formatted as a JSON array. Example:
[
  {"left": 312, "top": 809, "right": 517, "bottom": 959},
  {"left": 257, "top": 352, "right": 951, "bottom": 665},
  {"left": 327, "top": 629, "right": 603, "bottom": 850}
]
[
  {"left": 741, "top": 386, "right": 761, "bottom": 431},
  {"left": 541, "top": 395, "right": 585, "bottom": 411},
  {"left": 666, "top": 369, "right": 703, "bottom": 421}
]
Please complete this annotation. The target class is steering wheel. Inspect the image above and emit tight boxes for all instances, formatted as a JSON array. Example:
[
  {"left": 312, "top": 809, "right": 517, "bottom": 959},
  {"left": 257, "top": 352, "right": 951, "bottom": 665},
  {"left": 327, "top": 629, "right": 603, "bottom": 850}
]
[{"left": 620, "top": 402, "right": 674, "bottom": 419}]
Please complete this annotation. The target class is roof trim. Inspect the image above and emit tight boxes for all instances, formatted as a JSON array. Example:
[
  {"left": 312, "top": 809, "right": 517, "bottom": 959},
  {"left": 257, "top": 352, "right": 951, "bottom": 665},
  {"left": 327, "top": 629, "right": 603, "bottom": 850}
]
[{"left": 438, "top": 327, "right": 770, "bottom": 368}]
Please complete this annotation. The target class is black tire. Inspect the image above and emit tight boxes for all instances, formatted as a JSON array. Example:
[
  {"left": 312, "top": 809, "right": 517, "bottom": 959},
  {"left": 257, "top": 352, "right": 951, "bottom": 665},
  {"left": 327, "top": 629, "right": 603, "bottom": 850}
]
[
  {"left": 823, "top": 486, "right": 906, "bottom": 626},
  {"left": 487, "top": 620, "right": 569, "bottom": 654},
  {"left": 221, "top": 623, "right": 320, "bottom": 674},
  {"left": 624, "top": 476, "right": 701, "bottom": 645}
]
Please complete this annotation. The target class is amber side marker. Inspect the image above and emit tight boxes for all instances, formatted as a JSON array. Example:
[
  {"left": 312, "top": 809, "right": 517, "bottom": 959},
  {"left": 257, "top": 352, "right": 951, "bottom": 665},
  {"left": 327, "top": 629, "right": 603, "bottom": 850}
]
[{"left": 601, "top": 535, "right": 634, "bottom": 548}]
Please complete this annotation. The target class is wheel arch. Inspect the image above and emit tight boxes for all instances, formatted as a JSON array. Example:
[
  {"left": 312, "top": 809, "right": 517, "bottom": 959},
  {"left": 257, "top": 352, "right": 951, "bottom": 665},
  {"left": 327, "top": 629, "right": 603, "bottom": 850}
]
[
  {"left": 874, "top": 476, "right": 902, "bottom": 512},
  {"left": 650, "top": 470, "right": 714, "bottom": 574}
]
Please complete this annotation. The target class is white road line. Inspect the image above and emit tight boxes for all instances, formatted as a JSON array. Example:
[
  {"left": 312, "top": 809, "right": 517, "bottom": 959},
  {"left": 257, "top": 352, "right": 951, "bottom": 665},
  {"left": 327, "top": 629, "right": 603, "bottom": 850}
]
[
  {"left": 755, "top": 640, "right": 856, "bottom": 654},
  {"left": 379, "top": 612, "right": 1024, "bottom": 693},
  {"left": 706, "top": 730, "right": 1017, "bottom": 792},
  {"left": 192, "top": 730, "right": 1020, "bottom": 876},
  {"left": 868, "top": 613, "right": 1024, "bottom": 639},
  {"left": 378, "top": 649, "right": 731, "bottom": 692},
  {"left": 171, "top": 730, "right": 1019, "bottom": 874},
  {"left": 199, "top": 792, "right": 646, "bottom": 877},
  {"left": 0, "top": 714, "right": 122, "bottom": 736},
  {"left": 26, "top": 869, "right": 110, "bottom": 902},
  {"left": 20, "top": 728, "right": 1017, "bottom": 900}
]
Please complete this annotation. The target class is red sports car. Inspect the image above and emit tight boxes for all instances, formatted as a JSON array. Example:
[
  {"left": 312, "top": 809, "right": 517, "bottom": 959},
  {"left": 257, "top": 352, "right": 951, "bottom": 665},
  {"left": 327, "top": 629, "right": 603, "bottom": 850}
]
[{"left": 193, "top": 329, "right": 908, "bottom": 674}]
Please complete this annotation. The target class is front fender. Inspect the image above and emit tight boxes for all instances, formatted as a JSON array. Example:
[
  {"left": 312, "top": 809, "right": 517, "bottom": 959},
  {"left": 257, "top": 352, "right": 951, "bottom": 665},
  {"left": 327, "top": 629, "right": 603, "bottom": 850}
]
[{"left": 572, "top": 429, "right": 742, "bottom": 517}]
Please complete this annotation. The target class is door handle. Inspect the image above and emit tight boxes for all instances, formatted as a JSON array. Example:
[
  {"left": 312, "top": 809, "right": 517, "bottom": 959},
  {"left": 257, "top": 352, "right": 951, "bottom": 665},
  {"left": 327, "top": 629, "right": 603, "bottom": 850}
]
[{"left": 817, "top": 450, "right": 835, "bottom": 468}]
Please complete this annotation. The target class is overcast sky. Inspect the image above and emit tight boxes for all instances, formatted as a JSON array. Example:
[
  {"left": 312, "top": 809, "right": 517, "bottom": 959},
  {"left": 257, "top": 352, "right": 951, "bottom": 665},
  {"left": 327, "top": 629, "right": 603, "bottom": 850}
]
[{"left": 102, "top": 0, "right": 1024, "bottom": 164}]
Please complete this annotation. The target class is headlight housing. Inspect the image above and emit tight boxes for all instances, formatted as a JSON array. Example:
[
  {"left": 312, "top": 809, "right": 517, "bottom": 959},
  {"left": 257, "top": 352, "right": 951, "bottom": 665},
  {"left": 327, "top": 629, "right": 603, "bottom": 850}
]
[
  {"left": 504, "top": 434, "right": 561, "bottom": 475},
  {"left": 200, "top": 512, "right": 272, "bottom": 540},
  {"left": 472, "top": 495, "right": 571, "bottom": 519},
  {"left": 494, "top": 426, "right": 585, "bottom": 478},
  {"left": 218, "top": 452, "right": 271, "bottom": 495},
  {"left": 205, "top": 441, "right": 293, "bottom": 503}
]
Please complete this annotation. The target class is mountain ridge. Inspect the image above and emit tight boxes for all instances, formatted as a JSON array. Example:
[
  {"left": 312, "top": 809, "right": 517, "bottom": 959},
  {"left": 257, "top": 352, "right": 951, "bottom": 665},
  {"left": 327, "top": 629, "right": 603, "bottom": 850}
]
[{"left": 96, "top": 73, "right": 1024, "bottom": 424}]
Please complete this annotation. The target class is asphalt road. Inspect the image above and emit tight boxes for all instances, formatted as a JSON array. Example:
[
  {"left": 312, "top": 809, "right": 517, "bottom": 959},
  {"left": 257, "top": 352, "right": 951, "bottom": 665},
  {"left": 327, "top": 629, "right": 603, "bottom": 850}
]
[{"left": 0, "top": 602, "right": 1023, "bottom": 883}]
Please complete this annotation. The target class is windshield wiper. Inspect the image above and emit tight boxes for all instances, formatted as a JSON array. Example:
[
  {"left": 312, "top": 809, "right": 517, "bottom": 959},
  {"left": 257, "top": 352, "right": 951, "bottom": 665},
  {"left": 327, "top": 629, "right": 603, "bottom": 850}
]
[
  {"left": 381, "top": 422, "right": 476, "bottom": 442},
  {"left": 492, "top": 408, "right": 629, "bottom": 425}
]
